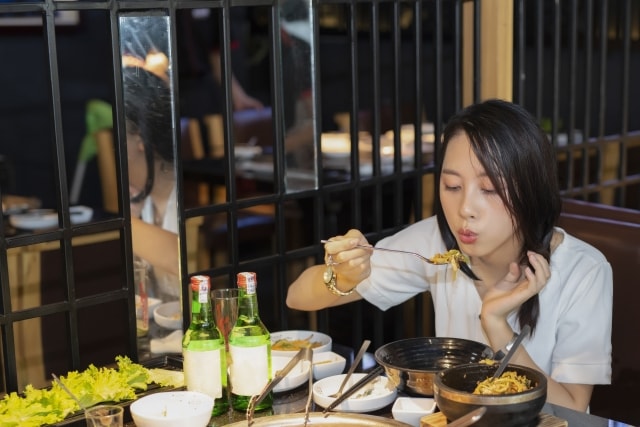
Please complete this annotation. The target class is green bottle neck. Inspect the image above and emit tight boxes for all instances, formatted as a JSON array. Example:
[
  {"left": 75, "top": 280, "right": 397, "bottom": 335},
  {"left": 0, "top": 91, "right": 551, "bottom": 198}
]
[
  {"left": 191, "top": 291, "right": 214, "bottom": 325},
  {"left": 237, "top": 289, "right": 261, "bottom": 322}
]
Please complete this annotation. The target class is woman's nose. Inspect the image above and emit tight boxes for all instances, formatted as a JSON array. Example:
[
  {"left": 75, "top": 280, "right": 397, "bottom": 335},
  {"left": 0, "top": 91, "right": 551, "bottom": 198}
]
[{"left": 459, "top": 190, "right": 477, "bottom": 219}]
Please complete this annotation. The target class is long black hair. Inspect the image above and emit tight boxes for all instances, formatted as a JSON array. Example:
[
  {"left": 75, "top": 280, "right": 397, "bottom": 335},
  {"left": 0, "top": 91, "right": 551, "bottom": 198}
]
[
  {"left": 435, "top": 99, "right": 561, "bottom": 333},
  {"left": 122, "top": 64, "right": 173, "bottom": 203}
]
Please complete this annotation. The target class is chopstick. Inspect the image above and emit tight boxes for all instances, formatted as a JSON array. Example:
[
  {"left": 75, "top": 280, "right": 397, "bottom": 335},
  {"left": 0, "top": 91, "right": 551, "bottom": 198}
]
[{"left": 322, "top": 365, "right": 385, "bottom": 414}]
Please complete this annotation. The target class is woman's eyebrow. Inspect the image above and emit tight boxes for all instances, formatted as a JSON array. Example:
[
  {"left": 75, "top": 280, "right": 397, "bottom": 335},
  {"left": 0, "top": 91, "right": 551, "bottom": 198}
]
[
  {"left": 441, "top": 168, "right": 489, "bottom": 179},
  {"left": 441, "top": 168, "right": 460, "bottom": 176}
]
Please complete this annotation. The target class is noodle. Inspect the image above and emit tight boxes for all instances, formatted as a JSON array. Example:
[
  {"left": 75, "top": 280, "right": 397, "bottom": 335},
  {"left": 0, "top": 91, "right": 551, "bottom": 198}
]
[
  {"left": 473, "top": 371, "right": 532, "bottom": 395},
  {"left": 272, "top": 338, "right": 322, "bottom": 351},
  {"left": 429, "top": 250, "right": 469, "bottom": 279}
]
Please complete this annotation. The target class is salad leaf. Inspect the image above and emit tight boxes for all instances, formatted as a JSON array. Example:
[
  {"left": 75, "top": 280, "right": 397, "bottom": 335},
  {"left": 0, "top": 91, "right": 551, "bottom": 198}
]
[
  {"left": 147, "top": 368, "right": 184, "bottom": 388},
  {"left": 0, "top": 356, "right": 173, "bottom": 426}
]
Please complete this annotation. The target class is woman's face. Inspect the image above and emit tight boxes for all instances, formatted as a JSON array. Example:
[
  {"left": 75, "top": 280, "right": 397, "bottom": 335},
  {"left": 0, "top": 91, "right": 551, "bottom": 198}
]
[{"left": 439, "top": 133, "right": 520, "bottom": 263}]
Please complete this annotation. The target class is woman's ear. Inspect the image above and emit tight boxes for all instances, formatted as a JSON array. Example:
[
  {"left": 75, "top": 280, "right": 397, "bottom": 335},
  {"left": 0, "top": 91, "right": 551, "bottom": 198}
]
[{"left": 127, "top": 131, "right": 146, "bottom": 153}]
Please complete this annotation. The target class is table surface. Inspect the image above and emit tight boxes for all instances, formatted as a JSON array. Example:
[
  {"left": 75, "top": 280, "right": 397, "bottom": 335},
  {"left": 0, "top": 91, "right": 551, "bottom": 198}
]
[
  {"left": 200, "top": 388, "right": 633, "bottom": 427},
  {"left": 129, "top": 343, "right": 635, "bottom": 427}
]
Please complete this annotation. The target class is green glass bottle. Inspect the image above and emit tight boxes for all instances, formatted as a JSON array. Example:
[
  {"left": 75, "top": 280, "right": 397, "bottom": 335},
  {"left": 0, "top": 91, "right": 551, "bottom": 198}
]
[
  {"left": 182, "top": 275, "right": 228, "bottom": 416},
  {"left": 228, "top": 272, "right": 272, "bottom": 411}
]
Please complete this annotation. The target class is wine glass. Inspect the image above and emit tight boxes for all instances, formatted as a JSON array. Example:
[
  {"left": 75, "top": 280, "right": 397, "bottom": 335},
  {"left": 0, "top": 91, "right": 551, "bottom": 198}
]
[{"left": 212, "top": 288, "right": 239, "bottom": 351}]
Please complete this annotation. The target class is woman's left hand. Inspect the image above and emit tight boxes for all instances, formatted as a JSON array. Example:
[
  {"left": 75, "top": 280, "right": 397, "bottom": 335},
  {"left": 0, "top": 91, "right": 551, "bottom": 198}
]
[{"left": 481, "top": 251, "right": 550, "bottom": 323}]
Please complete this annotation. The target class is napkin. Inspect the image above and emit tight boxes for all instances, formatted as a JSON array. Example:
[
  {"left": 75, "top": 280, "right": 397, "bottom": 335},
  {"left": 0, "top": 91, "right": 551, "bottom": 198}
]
[{"left": 150, "top": 329, "right": 183, "bottom": 354}]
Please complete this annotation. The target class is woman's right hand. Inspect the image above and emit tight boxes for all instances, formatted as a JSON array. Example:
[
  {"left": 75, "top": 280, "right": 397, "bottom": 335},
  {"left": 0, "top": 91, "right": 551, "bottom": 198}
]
[
  {"left": 322, "top": 229, "right": 373, "bottom": 288},
  {"left": 286, "top": 229, "right": 370, "bottom": 311}
]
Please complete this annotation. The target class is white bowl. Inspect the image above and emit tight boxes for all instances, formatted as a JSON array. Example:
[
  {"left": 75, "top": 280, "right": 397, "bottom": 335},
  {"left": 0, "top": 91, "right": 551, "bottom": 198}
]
[
  {"left": 312, "top": 351, "right": 346, "bottom": 379},
  {"left": 70, "top": 205, "right": 93, "bottom": 223},
  {"left": 313, "top": 373, "right": 397, "bottom": 413},
  {"left": 130, "top": 391, "right": 213, "bottom": 427},
  {"left": 136, "top": 296, "right": 162, "bottom": 320},
  {"left": 153, "top": 301, "right": 182, "bottom": 330},
  {"left": 271, "top": 356, "right": 312, "bottom": 393},
  {"left": 391, "top": 397, "right": 436, "bottom": 427},
  {"left": 271, "top": 330, "right": 332, "bottom": 357}
]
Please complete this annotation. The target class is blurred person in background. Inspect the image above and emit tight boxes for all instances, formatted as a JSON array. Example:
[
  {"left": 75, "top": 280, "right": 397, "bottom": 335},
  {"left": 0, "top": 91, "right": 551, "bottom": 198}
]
[{"left": 177, "top": 8, "right": 263, "bottom": 155}]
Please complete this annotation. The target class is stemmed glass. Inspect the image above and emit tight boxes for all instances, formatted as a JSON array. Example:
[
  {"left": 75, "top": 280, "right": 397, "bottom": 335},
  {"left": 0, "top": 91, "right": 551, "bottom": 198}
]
[
  {"left": 212, "top": 288, "right": 240, "bottom": 351},
  {"left": 212, "top": 288, "right": 240, "bottom": 407}
]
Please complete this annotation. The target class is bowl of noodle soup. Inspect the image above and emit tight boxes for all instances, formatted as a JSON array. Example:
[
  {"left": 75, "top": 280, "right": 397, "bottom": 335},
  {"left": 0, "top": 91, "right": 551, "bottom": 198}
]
[{"left": 433, "top": 363, "right": 547, "bottom": 427}]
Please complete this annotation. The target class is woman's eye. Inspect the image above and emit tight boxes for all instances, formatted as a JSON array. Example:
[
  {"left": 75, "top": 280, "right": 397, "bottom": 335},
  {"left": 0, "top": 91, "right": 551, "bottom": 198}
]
[
  {"left": 481, "top": 187, "right": 497, "bottom": 194},
  {"left": 443, "top": 184, "right": 460, "bottom": 191}
]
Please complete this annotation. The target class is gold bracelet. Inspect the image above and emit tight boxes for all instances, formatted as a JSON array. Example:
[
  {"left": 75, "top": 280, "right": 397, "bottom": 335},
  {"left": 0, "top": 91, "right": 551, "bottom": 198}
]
[{"left": 323, "top": 265, "right": 355, "bottom": 296}]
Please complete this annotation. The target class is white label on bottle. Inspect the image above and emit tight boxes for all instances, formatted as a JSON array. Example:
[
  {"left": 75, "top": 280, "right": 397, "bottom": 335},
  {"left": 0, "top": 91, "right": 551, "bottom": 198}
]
[
  {"left": 183, "top": 349, "right": 223, "bottom": 399},
  {"left": 229, "top": 344, "right": 269, "bottom": 396}
]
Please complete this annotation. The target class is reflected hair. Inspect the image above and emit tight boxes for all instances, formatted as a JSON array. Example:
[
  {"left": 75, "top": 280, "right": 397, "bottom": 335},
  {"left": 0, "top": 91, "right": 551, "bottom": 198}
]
[
  {"left": 435, "top": 99, "right": 561, "bottom": 334},
  {"left": 122, "top": 64, "right": 173, "bottom": 202}
]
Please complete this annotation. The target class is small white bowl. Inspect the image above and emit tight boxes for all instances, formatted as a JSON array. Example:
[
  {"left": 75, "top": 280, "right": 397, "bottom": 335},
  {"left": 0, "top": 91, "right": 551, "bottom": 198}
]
[
  {"left": 271, "top": 330, "right": 332, "bottom": 357},
  {"left": 391, "top": 397, "right": 436, "bottom": 427},
  {"left": 136, "top": 296, "right": 162, "bottom": 320},
  {"left": 130, "top": 391, "right": 213, "bottom": 427},
  {"left": 271, "top": 356, "right": 311, "bottom": 393},
  {"left": 312, "top": 351, "right": 346, "bottom": 379},
  {"left": 153, "top": 301, "right": 182, "bottom": 330},
  {"left": 70, "top": 205, "right": 93, "bottom": 224},
  {"left": 313, "top": 373, "right": 397, "bottom": 413}
]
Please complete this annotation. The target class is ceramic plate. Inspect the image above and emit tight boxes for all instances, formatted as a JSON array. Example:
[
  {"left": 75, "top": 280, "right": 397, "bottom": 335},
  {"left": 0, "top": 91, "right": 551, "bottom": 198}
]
[{"left": 9, "top": 209, "right": 57, "bottom": 230}]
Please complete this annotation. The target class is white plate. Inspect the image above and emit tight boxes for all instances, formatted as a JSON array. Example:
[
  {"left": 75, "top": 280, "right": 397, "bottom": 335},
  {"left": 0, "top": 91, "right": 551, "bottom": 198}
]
[
  {"left": 9, "top": 205, "right": 93, "bottom": 230},
  {"left": 9, "top": 209, "right": 57, "bottom": 230},
  {"left": 313, "top": 373, "right": 397, "bottom": 413},
  {"left": 271, "top": 356, "right": 312, "bottom": 393},
  {"left": 235, "top": 144, "right": 263, "bottom": 160},
  {"left": 271, "top": 330, "right": 332, "bottom": 357}
]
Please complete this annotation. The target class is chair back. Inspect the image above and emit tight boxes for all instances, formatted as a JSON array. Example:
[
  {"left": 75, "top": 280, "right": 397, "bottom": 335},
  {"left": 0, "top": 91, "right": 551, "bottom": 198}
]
[
  {"left": 95, "top": 129, "right": 118, "bottom": 213},
  {"left": 558, "top": 199, "right": 640, "bottom": 423}
]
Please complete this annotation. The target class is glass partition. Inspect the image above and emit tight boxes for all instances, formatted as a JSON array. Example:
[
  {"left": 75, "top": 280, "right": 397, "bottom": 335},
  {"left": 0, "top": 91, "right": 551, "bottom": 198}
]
[
  {"left": 280, "top": 0, "right": 318, "bottom": 191},
  {"left": 118, "top": 13, "right": 182, "bottom": 356}
]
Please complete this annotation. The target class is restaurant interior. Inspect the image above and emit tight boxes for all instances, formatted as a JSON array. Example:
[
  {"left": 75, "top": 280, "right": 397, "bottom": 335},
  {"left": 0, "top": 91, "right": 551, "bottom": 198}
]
[{"left": 1, "top": 0, "right": 639, "bottom": 425}]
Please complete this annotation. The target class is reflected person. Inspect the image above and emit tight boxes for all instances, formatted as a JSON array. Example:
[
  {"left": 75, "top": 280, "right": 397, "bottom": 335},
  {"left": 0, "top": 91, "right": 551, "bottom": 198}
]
[
  {"left": 287, "top": 99, "right": 612, "bottom": 412},
  {"left": 122, "top": 52, "right": 180, "bottom": 301}
]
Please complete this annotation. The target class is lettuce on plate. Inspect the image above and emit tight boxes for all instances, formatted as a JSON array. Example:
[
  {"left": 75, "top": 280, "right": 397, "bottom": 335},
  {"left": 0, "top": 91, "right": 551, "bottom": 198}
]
[{"left": 0, "top": 355, "right": 175, "bottom": 426}]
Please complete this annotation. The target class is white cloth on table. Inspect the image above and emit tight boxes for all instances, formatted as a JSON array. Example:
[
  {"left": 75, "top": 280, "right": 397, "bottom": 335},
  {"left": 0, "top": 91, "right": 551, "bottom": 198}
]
[
  {"left": 150, "top": 329, "right": 183, "bottom": 354},
  {"left": 356, "top": 216, "right": 613, "bottom": 386}
]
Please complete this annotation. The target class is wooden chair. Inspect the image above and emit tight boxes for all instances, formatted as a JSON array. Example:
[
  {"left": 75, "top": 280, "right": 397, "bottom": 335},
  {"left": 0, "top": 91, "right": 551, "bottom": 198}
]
[
  {"left": 558, "top": 199, "right": 640, "bottom": 425},
  {"left": 95, "top": 129, "right": 119, "bottom": 214}
]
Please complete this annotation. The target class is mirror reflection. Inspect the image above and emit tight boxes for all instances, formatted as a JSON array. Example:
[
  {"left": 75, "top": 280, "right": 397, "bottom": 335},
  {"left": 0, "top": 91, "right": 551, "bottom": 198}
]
[
  {"left": 119, "top": 14, "right": 182, "bottom": 355},
  {"left": 280, "top": 0, "right": 318, "bottom": 191}
]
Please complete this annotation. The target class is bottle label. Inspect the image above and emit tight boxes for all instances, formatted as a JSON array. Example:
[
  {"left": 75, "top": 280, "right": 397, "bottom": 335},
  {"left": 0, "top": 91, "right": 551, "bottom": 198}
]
[
  {"left": 183, "top": 348, "right": 224, "bottom": 399},
  {"left": 198, "top": 283, "right": 208, "bottom": 304},
  {"left": 229, "top": 344, "right": 269, "bottom": 396}
]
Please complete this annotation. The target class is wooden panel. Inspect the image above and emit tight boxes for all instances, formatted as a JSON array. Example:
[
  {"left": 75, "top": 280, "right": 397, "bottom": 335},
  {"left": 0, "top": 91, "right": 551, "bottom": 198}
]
[
  {"left": 420, "top": 412, "right": 567, "bottom": 427},
  {"left": 558, "top": 208, "right": 640, "bottom": 425}
]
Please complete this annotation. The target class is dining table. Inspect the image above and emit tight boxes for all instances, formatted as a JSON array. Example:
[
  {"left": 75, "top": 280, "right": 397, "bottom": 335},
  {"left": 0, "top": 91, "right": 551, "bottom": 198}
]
[{"left": 120, "top": 343, "right": 635, "bottom": 427}]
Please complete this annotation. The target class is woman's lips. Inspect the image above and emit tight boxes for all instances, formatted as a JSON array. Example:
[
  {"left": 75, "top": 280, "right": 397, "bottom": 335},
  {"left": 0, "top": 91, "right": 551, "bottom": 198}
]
[{"left": 458, "top": 229, "right": 478, "bottom": 244}]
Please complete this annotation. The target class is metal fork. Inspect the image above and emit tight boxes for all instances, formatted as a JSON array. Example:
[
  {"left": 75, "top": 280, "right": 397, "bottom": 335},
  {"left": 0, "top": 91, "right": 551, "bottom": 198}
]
[{"left": 320, "top": 240, "right": 435, "bottom": 264}]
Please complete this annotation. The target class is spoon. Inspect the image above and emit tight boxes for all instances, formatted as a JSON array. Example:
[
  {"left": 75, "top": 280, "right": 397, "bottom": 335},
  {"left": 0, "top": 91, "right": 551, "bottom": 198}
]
[
  {"left": 329, "top": 339, "right": 371, "bottom": 398},
  {"left": 492, "top": 324, "right": 530, "bottom": 379}
]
